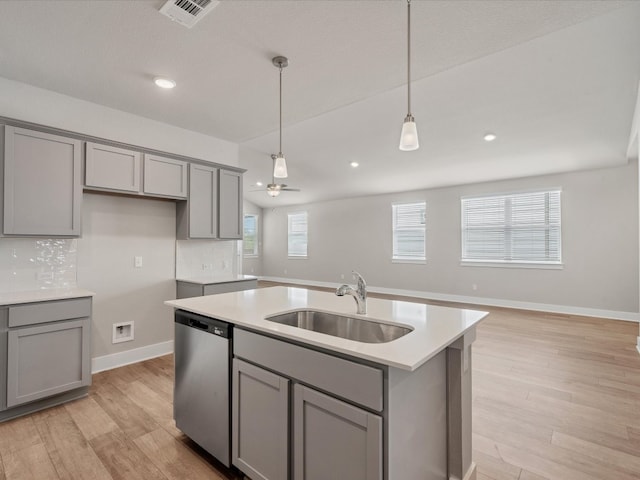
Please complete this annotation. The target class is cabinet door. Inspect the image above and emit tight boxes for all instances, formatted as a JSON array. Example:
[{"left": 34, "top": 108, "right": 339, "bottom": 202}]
[
  {"left": 218, "top": 169, "right": 242, "bottom": 239},
  {"left": 293, "top": 384, "right": 382, "bottom": 480},
  {"left": 85, "top": 142, "right": 141, "bottom": 193},
  {"left": 233, "top": 358, "right": 289, "bottom": 480},
  {"left": 143, "top": 154, "right": 187, "bottom": 199},
  {"left": 6, "top": 317, "right": 91, "bottom": 408},
  {"left": 3, "top": 126, "right": 82, "bottom": 236},
  {"left": 189, "top": 163, "right": 218, "bottom": 238}
]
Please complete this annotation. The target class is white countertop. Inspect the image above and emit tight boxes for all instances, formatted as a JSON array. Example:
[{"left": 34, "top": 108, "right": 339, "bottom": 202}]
[
  {"left": 165, "top": 286, "right": 488, "bottom": 371},
  {"left": 175, "top": 275, "right": 257, "bottom": 285},
  {"left": 0, "top": 288, "right": 96, "bottom": 306}
]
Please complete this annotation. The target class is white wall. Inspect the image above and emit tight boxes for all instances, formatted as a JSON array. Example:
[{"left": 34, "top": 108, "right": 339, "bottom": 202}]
[
  {"left": 77, "top": 194, "right": 176, "bottom": 359},
  {"left": 0, "top": 76, "right": 239, "bottom": 167},
  {"left": 262, "top": 163, "right": 639, "bottom": 319},
  {"left": 242, "top": 200, "right": 263, "bottom": 276}
]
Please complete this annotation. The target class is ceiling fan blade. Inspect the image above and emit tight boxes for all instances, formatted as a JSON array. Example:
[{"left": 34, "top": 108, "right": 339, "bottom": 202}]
[{"left": 281, "top": 188, "right": 301, "bottom": 192}]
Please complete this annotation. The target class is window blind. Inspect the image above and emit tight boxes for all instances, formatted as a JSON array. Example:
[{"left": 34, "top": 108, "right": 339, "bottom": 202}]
[
  {"left": 392, "top": 202, "right": 426, "bottom": 261},
  {"left": 461, "top": 190, "right": 561, "bottom": 264},
  {"left": 243, "top": 214, "right": 258, "bottom": 256},
  {"left": 288, "top": 212, "right": 308, "bottom": 257}
]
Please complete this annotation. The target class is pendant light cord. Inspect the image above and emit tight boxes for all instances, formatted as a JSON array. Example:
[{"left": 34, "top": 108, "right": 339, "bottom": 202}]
[
  {"left": 407, "top": 0, "right": 412, "bottom": 117},
  {"left": 279, "top": 64, "right": 283, "bottom": 154}
]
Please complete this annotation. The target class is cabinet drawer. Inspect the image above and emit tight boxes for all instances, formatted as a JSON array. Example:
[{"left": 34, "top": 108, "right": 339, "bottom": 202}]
[
  {"left": 8, "top": 297, "right": 91, "bottom": 327},
  {"left": 234, "top": 329, "right": 383, "bottom": 412}
]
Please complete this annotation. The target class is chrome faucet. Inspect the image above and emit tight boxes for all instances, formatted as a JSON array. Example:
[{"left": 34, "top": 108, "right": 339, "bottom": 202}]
[{"left": 336, "top": 271, "right": 367, "bottom": 315}]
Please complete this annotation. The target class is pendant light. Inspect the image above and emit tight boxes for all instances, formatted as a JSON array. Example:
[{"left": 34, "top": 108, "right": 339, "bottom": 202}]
[
  {"left": 399, "top": 0, "right": 419, "bottom": 151},
  {"left": 267, "top": 154, "right": 281, "bottom": 197},
  {"left": 272, "top": 56, "right": 289, "bottom": 178}
]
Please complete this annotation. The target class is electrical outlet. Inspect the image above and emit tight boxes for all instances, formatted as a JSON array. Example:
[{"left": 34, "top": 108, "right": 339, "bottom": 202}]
[
  {"left": 341, "top": 273, "right": 345, "bottom": 280},
  {"left": 472, "top": 284, "right": 478, "bottom": 291},
  {"left": 134, "top": 256, "right": 143, "bottom": 268},
  {"left": 284, "top": 269, "right": 288, "bottom": 275},
  {"left": 112, "top": 321, "right": 134, "bottom": 344}
]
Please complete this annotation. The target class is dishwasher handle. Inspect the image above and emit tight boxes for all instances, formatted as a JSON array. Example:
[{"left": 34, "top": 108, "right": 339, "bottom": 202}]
[
  {"left": 175, "top": 310, "right": 231, "bottom": 339},
  {"left": 189, "top": 319, "right": 209, "bottom": 330}
]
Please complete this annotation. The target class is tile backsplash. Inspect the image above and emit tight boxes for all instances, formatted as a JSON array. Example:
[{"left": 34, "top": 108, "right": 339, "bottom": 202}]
[
  {"left": 0, "top": 238, "right": 78, "bottom": 292},
  {"left": 175, "top": 240, "right": 239, "bottom": 279}
]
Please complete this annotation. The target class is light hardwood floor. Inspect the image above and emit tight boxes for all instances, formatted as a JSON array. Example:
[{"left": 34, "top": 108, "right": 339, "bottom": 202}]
[{"left": 0, "top": 285, "right": 639, "bottom": 479}]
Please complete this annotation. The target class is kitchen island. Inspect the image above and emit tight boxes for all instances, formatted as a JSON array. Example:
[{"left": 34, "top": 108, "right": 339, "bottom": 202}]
[{"left": 165, "top": 286, "right": 488, "bottom": 480}]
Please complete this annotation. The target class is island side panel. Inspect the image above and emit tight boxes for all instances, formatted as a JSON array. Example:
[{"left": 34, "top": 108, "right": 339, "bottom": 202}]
[
  {"left": 387, "top": 349, "right": 448, "bottom": 480},
  {"left": 447, "top": 329, "right": 476, "bottom": 480}
]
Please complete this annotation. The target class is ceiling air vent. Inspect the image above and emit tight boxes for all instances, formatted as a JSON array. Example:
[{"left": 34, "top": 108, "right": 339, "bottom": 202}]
[{"left": 159, "top": 0, "right": 220, "bottom": 29}]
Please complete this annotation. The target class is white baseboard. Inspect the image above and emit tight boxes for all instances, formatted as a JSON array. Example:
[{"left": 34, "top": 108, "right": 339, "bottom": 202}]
[
  {"left": 637, "top": 337, "right": 640, "bottom": 355},
  {"left": 92, "top": 340, "right": 174, "bottom": 374},
  {"left": 259, "top": 276, "right": 640, "bottom": 323}
]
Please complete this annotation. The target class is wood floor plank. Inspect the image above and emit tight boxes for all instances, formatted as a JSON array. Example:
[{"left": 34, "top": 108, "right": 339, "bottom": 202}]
[
  {"left": 64, "top": 396, "right": 120, "bottom": 441},
  {"left": 0, "top": 452, "right": 5, "bottom": 480},
  {"left": 1, "top": 444, "right": 59, "bottom": 480},
  {"left": 133, "top": 428, "right": 226, "bottom": 480},
  {"left": 31, "top": 406, "right": 112, "bottom": 480},
  {"left": 551, "top": 431, "right": 640, "bottom": 477},
  {"left": 90, "top": 381, "right": 160, "bottom": 440},
  {"left": 89, "top": 430, "right": 167, "bottom": 480},
  {"left": 0, "top": 416, "right": 42, "bottom": 455}
]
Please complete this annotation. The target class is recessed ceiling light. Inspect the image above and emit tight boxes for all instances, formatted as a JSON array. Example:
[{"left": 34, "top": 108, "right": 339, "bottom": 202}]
[
  {"left": 350, "top": 162, "right": 359, "bottom": 168},
  {"left": 483, "top": 133, "right": 497, "bottom": 142},
  {"left": 256, "top": 181, "right": 263, "bottom": 187},
  {"left": 154, "top": 77, "right": 176, "bottom": 89}
]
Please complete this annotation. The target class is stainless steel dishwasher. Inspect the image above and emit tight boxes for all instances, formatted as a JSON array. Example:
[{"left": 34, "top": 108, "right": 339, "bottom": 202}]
[{"left": 174, "top": 309, "right": 232, "bottom": 467}]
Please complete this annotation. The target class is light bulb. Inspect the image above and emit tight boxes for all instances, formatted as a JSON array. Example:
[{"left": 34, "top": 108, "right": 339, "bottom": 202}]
[
  {"left": 153, "top": 77, "right": 176, "bottom": 89},
  {"left": 273, "top": 153, "right": 288, "bottom": 178},
  {"left": 399, "top": 116, "right": 419, "bottom": 151}
]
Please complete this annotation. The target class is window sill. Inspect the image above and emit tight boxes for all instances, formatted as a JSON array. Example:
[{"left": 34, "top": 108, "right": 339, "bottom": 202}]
[
  {"left": 392, "top": 258, "right": 427, "bottom": 265},
  {"left": 243, "top": 255, "right": 259, "bottom": 259},
  {"left": 460, "top": 260, "right": 563, "bottom": 270},
  {"left": 288, "top": 256, "right": 308, "bottom": 260}
]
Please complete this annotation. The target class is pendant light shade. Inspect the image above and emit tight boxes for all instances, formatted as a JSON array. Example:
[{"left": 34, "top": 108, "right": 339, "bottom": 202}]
[
  {"left": 399, "top": 0, "right": 419, "bottom": 151},
  {"left": 273, "top": 56, "right": 289, "bottom": 178},
  {"left": 400, "top": 115, "right": 419, "bottom": 151},
  {"left": 273, "top": 153, "right": 288, "bottom": 178}
]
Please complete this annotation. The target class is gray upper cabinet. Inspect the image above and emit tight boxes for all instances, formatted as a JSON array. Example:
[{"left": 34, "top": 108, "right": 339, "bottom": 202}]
[
  {"left": 2, "top": 126, "right": 82, "bottom": 236},
  {"left": 218, "top": 169, "right": 242, "bottom": 239},
  {"left": 177, "top": 163, "right": 218, "bottom": 239},
  {"left": 293, "top": 384, "right": 382, "bottom": 480},
  {"left": 85, "top": 142, "right": 141, "bottom": 193},
  {"left": 143, "top": 153, "right": 187, "bottom": 199}
]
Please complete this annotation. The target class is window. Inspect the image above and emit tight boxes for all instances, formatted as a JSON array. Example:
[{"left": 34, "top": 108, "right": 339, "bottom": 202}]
[
  {"left": 392, "top": 202, "right": 426, "bottom": 262},
  {"left": 243, "top": 214, "right": 258, "bottom": 257},
  {"left": 288, "top": 212, "right": 308, "bottom": 258},
  {"left": 461, "top": 189, "right": 561, "bottom": 265}
]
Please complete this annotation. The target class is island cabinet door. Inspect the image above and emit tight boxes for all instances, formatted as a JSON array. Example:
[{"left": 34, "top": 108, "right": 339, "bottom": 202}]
[
  {"left": 232, "top": 358, "right": 289, "bottom": 480},
  {"left": 293, "top": 384, "right": 383, "bottom": 480}
]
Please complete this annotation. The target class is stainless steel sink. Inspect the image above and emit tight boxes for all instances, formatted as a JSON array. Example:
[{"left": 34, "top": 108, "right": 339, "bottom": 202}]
[{"left": 265, "top": 309, "right": 412, "bottom": 343}]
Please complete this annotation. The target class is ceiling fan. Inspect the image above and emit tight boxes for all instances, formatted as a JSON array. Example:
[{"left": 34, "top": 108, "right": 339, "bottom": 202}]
[{"left": 250, "top": 154, "right": 301, "bottom": 197}]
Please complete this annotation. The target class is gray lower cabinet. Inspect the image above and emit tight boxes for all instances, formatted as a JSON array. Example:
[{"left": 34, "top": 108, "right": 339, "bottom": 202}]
[
  {"left": 143, "top": 153, "right": 188, "bottom": 199},
  {"left": 85, "top": 142, "right": 141, "bottom": 193},
  {"left": 218, "top": 169, "right": 242, "bottom": 239},
  {"left": 233, "top": 329, "right": 384, "bottom": 480},
  {"left": 232, "top": 358, "right": 289, "bottom": 480},
  {"left": 2, "top": 125, "right": 82, "bottom": 236},
  {"left": 3, "top": 297, "right": 92, "bottom": 413},
  {"left": 293, "top": 384, "right": 382, "bottom": 480},
  {"left": 176, "top": 278, "right": 258, "bottom": 299}
]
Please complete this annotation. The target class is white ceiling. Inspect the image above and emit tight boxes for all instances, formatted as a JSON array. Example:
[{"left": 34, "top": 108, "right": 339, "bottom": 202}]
[{"left": 0, "top": 1, "right": 639, "bottom": 208}]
